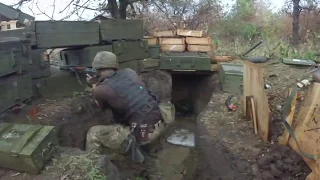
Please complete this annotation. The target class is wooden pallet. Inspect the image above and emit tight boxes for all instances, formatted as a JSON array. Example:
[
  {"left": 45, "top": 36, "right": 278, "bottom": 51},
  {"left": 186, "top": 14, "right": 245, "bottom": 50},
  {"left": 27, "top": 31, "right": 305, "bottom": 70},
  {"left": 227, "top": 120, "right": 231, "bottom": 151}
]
[{"left": 0, "top": 20, "right": 19, "bottom": 31}]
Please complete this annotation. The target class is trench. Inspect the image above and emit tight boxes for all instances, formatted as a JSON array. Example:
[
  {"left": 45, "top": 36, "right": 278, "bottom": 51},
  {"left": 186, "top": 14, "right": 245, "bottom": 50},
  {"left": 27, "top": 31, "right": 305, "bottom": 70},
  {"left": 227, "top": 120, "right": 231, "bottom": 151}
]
[{"left": 0, "top": 69, "right": 218, "bottom": 180}]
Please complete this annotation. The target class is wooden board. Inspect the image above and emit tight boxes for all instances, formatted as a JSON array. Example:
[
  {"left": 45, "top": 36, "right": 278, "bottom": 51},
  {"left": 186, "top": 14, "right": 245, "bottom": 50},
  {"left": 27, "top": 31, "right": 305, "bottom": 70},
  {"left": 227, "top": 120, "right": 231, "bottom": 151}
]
[
  {"left": 0, "top": 20, "right": 18, "bottom": 31},
  {"left": 246, "top": 96, "right": 258, "bottom": 134},
  {"left": 143, "top": 36, "right": 159, "bottom": 45},
  {"left": 210, "top": 64, "right": 219, "bottom": 72},
  {"left": 187, "top": 45, "right": 212, "bottom": 52},
  {"left": 287, "top": 83, "right": 320, "bottom": 179},
  {"left": 186, "top": 37, "right": 211, "bottom": 45},
  {"left": 243, "top": 61, "right": 270, "bottom": 142},
  {"left": 177, "top": 29, "right": 203, "bottom": 37},
  {"left": 279, "top": 88, "right": 297, "bottom": 145},
  {"left": 152, "top": 30, "right": 176, "bottom": 37},
  {"left": 160, "top": 44, "right": 185, "bottom": 52},
  {"left": 159, "top": 38, "right": 185, "bottom": 45},
  {"left": 211, "top": 56, "right": 233, "bottom": 63}
]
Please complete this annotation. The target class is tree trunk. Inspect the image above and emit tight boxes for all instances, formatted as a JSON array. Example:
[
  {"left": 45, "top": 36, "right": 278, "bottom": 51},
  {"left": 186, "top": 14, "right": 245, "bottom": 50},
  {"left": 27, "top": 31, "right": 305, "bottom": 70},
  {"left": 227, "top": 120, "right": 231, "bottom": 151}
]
[
  {"left": 119, "top": 0, "right": 129, "bottom": 19},
  {"left": 108, "top": 0, "right": 120, "bottom": 19},
  {"left": 292, "top": 0, "right": 300, "bottom": 47}
]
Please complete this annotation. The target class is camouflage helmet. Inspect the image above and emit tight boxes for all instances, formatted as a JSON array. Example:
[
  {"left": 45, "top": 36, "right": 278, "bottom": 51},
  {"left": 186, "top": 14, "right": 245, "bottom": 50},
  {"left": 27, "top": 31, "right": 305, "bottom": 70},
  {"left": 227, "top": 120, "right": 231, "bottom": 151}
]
[{"left": 92, "top": 51, "right": 119, "bottom": 70}]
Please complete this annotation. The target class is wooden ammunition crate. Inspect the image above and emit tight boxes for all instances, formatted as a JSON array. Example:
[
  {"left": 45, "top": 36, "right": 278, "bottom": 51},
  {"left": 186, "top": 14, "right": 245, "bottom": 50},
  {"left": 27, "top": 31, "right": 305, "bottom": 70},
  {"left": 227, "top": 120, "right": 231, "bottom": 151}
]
[
  {"left": 159, "top": 38, "right": 185, "bottom": 45},
  {"left": 177, "top": 29, "right": 203, "bottom": 37},
  {"left": 152, "top": 30, "right": 176, "bottom": 37},
  {"left": 187, "top": 45, "right": 212, "bottom": 52},
  {"left": 144, "top": 36, "right": 159, "bottom": 45},
  {"left": 160, "top": 44, "right": 185, "bottom": 52},
  {"left": 186, "top": 37, "right": 211, "bottom": 45}
]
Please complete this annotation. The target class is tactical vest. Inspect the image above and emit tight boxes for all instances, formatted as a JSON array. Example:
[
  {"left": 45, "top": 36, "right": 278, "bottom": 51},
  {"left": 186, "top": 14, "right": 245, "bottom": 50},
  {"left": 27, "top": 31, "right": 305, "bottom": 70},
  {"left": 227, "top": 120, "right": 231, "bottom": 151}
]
[{"left": 99, "top": 69, "right": 158, "bottom": 125}]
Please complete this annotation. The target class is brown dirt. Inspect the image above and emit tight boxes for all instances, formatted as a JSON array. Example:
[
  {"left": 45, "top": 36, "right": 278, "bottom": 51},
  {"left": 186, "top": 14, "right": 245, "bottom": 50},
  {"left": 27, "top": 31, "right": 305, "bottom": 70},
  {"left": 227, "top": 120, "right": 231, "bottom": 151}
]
[{"left": 195, "top": 59, "right": 313, "bottom": 180}]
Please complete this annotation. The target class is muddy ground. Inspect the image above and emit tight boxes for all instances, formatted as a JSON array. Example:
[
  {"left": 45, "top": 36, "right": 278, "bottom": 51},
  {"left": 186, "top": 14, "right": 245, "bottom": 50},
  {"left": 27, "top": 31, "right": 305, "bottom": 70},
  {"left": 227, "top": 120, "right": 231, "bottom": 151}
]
[{"left": 0, "top": 59, "right": 315, "bottom": 180}]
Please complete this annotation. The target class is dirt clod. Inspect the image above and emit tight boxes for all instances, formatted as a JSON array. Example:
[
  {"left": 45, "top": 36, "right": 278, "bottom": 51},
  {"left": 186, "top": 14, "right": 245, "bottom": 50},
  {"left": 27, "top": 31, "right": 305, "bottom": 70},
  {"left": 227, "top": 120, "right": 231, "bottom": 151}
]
[
  {"left": 261, "top": 171, "right": 275, "bottom": 180},
  {"left": 251, "top": 164, "right": 262, "bottom": 178},
  {"left": 257, "top": 155, "right": 274, "bottom": 167},
  {"left": 270, "top": 163, "right": 283, "bottom": 177}
]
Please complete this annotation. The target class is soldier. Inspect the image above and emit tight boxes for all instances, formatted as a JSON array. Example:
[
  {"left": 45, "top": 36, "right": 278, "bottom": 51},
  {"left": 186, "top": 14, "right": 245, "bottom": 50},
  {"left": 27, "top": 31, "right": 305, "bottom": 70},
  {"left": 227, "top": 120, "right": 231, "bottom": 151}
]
[{"left": 85, "top": 51, "right": 169, "bottom": 162}]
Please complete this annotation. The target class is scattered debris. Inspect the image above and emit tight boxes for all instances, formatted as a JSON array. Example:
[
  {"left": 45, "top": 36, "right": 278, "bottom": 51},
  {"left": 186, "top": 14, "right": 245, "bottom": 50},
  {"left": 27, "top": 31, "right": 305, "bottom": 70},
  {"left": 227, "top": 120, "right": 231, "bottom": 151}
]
[
  {"left": 167, "top": 129, "right": 195, "bottom": 148},
  {"left": 225, "top": 95, "right": 237, "bottom": 111}
]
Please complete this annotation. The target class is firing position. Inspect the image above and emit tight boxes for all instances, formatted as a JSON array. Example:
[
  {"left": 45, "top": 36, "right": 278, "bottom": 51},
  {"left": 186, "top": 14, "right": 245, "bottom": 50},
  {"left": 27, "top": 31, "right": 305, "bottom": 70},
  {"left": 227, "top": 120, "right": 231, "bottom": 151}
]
[{"left": 85, "top": 51, "right": 174, "bottom": 162}]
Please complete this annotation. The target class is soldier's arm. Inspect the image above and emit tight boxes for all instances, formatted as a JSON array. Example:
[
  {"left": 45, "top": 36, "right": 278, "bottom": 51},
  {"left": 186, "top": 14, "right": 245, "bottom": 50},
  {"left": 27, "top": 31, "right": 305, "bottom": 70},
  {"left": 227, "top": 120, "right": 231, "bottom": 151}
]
[{"left": 92, "top": 85, "right": 110, "bottom": 111}]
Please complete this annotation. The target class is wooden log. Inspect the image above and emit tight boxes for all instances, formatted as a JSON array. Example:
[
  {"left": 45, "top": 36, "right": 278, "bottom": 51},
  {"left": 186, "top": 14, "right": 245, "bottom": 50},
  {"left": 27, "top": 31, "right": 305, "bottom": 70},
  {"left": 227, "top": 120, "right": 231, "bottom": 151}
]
[
  {"left": 160, "top": 44, "right": 185, "bottom": 52},
  {"left": 186, "top": 37, "right": 211, "bottom": 45},
  {"left": 177, "top": 29, "right": 203, "bottom": 37},
  {"left": 159, "top": 38, "right": 185, "bottom": 45}
]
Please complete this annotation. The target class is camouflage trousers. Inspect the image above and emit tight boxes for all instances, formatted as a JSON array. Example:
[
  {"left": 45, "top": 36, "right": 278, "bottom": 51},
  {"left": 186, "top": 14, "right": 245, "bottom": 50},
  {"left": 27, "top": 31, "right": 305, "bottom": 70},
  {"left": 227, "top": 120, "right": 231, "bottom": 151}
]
[{"left": 86, "top": 120, "right": 165, "bottom": 155}]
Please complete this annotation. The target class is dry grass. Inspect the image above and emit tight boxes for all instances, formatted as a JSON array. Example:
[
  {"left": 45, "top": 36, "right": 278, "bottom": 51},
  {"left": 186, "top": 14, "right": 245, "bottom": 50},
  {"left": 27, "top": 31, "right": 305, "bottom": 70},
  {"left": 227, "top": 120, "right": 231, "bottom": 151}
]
[{"left": 52, "top": 151, "right": 107, "bottom": 180}]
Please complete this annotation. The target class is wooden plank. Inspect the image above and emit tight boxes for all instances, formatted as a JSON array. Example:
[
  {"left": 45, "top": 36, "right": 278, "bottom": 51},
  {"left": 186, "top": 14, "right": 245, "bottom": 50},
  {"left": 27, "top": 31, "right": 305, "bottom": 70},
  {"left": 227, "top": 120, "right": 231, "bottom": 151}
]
[
  {"left": 187, "top": 45, "right": 212, "bottom": 52},
  {"left": 160, "top": 44, "right": 185, "bottom": 52},
  {"left": 246, "top": 96, "right": 254, "bottom": 126},
  {"left": 152, "top": 30, "right": 176, "bottom": 37},
  {"left": 251, "top": 98, "right": 258, "bottom": 135},
  {"left": 211, "top": 56, "right": 233, "bottom": 63},
  {"left": 243, "top": 61, "right": 270, "bottom": 142},
  {"left": 246, "top": 96, "right": 258, "bottom": 134},
  {"left": 287, "top": 83, "right": 320, "bottom": 178},
  {"left": 159, "top": 38, "right": 185, "bottom": 45},
  {"left": 279, "top": 88, "right": 298, "bottom": 145},
  {"left": 186, "top": 37, "right": 211, "bottom": 45},
  {"left": 210, "top": 64, "right": 219, "bottom": 72},
  {"left": 143, "top": 37, "right": 159, "bottom": 45},
  {"left": 177, "top": 29, "right": 203, "bottom": 37}
]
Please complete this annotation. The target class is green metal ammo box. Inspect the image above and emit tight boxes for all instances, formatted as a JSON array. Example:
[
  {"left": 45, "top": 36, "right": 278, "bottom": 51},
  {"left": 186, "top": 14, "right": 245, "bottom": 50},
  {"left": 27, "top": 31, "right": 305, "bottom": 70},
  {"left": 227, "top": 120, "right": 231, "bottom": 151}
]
[
  {"left": 148, "top": 45, "right": 160, "bottom": 59},
  {"left": 35, "top": 21, "right": 100, "bottom": 48},
  {"left": 159, "top": 52, "right": 211, "bottom": 71},
  {"left": 0, "top": 123, "right": 58, "bottom": 174},
  {"left": 113, "top": 40, "right": 149, "bottom": 63},
  {"left": 0, "top": 37, "right": 31, "bottom": 78},
  {"left": 138, "top": 58, "right": 160, "bottom": 72},
  {"left": 0, "top": 73, "right": 33, "bottom": 113},
  {"left": 27, "top": 49, "right": 50, "bottom": 79},
  {"left": 99, "top": 19, "right": 144, "bottom": 41},
  {"left": 81, "top": 45, "right": 113, "bottom": 67},
  {"left": 119, "top": 60, "right": 139, "bottom": 72},
  {"left": 282, "top": 58, "right": 316, "bottom": 66},
  {"left": 219, "top": 63, "right": 243, "bottom": 93},
  {"left": 0, "top": 27, "right": 36, "bottom": 46}
]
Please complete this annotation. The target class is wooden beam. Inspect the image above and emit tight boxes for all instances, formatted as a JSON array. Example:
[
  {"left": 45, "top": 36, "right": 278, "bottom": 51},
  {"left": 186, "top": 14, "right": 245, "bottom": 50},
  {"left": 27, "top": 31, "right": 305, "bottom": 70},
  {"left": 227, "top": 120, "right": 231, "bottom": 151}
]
[{"left": 243, "top": 61, "right": 270, "bottom": 142}]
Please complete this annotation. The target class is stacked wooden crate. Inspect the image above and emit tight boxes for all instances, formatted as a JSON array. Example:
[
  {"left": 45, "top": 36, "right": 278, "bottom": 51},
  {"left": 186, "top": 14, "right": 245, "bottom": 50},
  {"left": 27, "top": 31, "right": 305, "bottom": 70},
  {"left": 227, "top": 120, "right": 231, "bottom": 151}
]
[
  {"left": 144, "top": 29, "right": 221, "bottom": 72},
  {"left": 146, "top": 29, "right": 213, "bottom": 53}
]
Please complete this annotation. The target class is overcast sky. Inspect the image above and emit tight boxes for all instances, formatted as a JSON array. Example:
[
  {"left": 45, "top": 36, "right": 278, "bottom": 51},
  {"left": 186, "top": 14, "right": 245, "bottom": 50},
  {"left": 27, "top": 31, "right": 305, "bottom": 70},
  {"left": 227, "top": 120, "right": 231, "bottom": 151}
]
[{"left": 1, "top": 0, "right": 286, "bottom": 20}]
